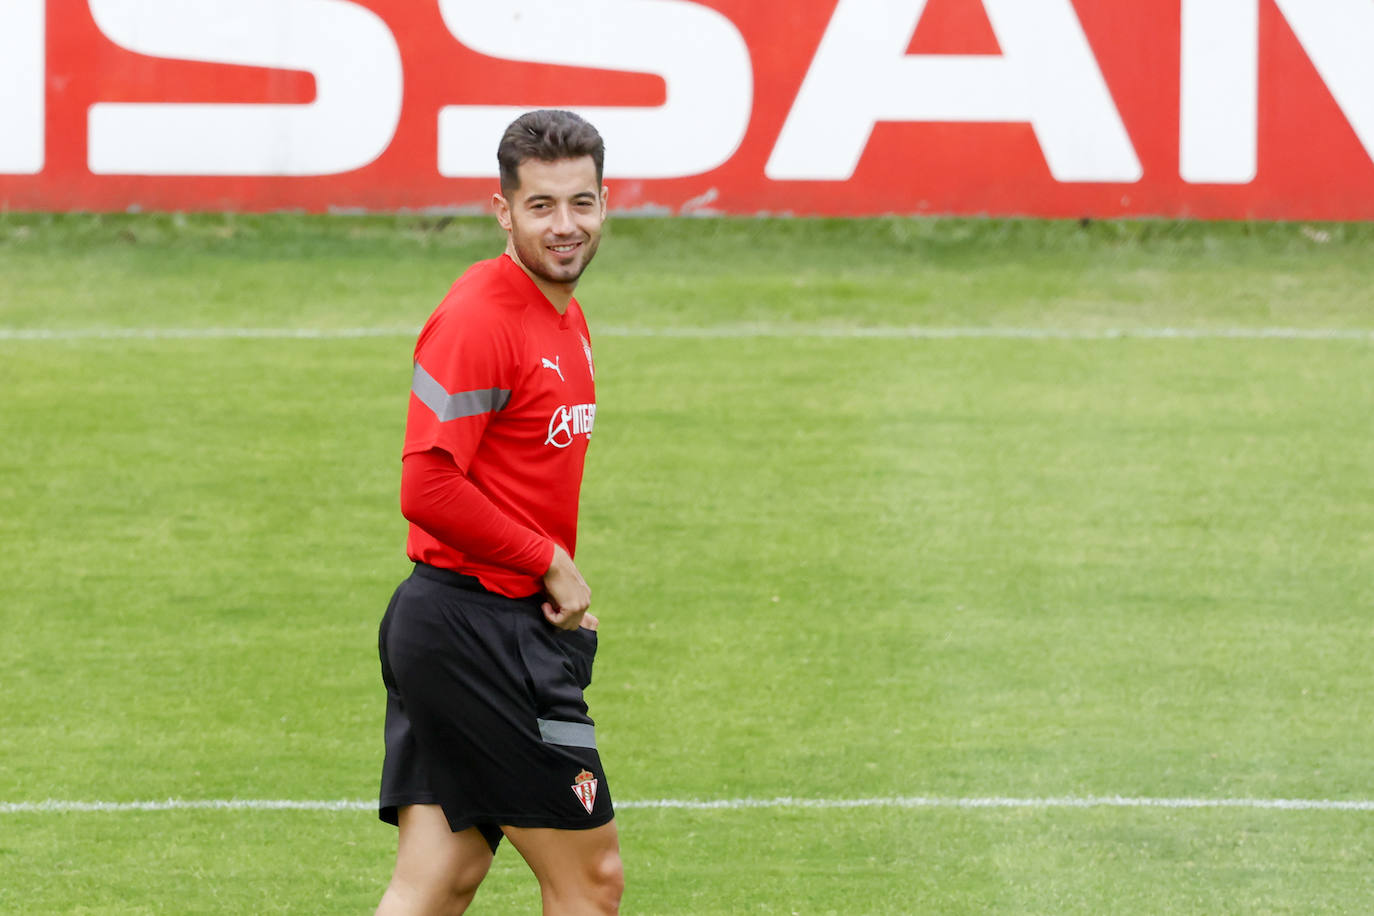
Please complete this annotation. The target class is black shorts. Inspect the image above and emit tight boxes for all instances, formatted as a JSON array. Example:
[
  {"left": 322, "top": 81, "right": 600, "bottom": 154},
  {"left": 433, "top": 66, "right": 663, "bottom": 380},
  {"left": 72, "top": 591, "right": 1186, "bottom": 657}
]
[{"left": 378, "top": 563, "right": 613, "bottom": 852}]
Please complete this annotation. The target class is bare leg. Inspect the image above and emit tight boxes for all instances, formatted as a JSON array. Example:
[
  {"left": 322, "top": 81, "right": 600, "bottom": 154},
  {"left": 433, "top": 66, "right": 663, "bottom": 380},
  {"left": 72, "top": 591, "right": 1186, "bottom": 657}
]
[
  {"left": 501, "top": 819, "right": 624, "bottom": 915},
  {"left": 376, "top": 804, "right": 495, "bottom": 916}
]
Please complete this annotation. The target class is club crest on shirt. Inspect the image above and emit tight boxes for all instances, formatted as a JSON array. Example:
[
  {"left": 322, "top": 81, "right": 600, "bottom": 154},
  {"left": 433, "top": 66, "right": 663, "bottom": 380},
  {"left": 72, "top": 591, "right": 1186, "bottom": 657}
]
[
  {"left": 580, "top": 334, "right": 594, "bottom": 380},
  {"left": 571, "top": 769, "right": 599, "bottom": 814}
]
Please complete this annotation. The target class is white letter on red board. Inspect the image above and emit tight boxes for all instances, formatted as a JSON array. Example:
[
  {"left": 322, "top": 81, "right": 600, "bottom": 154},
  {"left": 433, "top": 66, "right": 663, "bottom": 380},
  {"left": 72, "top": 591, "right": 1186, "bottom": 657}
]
[
  {"left": 766, "top": 0, "right": 1141, "bottom": 183},
  {"left": 1182, "top": 0, "right": 1374, "bottom": 183},
  {"left": 87, "top": 0, "right": 402, "bottom": 176},
  {"left": 0, "top": 0, "right": 44, "bottom": 175},
  {"left": 437, "top": 0, "right": 752, "bottom": 179}
]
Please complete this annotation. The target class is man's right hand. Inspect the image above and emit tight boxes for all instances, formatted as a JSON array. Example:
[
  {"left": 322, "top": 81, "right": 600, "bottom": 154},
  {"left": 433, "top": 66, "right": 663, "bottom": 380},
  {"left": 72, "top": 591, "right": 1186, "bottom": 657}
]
[{"left": 541, "top": 543, "right": 591, "bottom": 630}]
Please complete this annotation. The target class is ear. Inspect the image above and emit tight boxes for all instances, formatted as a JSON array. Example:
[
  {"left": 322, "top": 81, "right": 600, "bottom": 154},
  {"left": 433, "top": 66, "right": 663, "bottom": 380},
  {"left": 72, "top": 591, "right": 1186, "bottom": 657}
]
[
  {"left": 493, "top": 192, "right": 512, "bottom": 231},
  {"left": 599, "top": 184, "right": 609, "bottom": 218}
]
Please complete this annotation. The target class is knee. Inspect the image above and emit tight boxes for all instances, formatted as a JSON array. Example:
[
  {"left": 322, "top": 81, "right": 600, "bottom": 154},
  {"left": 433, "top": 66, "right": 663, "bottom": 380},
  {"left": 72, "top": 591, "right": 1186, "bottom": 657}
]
[
  {"left": 382, "top": 849, "right": 490, "bottom": 914},
  {"left": 446, "top": 854, "right": 491, "bottom": 901},
  {"left": 380, "top": 866, "right": 485, "bottom": 915},
  {"left": 587, "top": 848, "right": 625, "bottom": 911}
]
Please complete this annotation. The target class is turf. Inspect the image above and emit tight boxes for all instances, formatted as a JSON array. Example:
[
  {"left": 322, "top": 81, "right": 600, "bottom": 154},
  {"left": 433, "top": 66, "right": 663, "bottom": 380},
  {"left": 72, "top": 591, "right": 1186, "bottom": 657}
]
[{"left": 1, "top": 214, "right": 1371, "bottom": 913}]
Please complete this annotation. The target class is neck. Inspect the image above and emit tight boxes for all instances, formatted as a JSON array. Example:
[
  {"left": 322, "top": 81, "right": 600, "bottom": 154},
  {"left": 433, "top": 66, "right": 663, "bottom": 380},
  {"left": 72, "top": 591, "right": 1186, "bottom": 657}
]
[{"left": 505, "top": 243, "right": 574, "bottom": 314}]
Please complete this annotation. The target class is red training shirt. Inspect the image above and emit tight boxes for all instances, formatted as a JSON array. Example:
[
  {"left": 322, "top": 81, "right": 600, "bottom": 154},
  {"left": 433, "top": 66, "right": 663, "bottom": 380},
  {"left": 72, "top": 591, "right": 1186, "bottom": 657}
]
[{"left": 402, "top": 254, "right": 597, "bottom": 597}]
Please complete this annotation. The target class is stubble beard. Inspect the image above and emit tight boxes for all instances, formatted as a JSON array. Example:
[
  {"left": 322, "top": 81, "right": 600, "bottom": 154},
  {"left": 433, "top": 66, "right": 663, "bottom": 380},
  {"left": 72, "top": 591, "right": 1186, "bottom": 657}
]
[{"left": 513, "top": 230, "right": 601, "bottom": 289}]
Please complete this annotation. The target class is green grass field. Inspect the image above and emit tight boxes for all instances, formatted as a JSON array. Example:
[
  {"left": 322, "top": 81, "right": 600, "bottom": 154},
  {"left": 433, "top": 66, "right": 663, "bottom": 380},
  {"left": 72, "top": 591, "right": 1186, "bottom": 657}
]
[{"left": 1, "top": 213, "right": 1372, "bottom": 914}]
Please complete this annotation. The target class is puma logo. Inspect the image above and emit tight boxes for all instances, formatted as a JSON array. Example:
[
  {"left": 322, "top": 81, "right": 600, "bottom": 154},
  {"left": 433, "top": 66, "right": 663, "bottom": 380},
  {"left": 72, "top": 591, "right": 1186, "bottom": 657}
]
[{"left": 542, "top": 356, "right": 564, "bottom": 381}]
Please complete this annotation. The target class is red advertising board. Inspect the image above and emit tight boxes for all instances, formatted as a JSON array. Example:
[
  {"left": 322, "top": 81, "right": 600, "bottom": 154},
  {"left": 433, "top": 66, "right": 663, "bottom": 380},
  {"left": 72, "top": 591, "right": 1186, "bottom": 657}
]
[{"left": 2, "top": 0, "right": 1372, "bottom": 219}]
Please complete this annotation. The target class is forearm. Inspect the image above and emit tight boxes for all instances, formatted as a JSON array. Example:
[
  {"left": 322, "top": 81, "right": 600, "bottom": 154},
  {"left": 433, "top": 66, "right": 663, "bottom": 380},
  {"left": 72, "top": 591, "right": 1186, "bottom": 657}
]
[{"left": 400, "top": 448, "right": 555, "bottom": 576}]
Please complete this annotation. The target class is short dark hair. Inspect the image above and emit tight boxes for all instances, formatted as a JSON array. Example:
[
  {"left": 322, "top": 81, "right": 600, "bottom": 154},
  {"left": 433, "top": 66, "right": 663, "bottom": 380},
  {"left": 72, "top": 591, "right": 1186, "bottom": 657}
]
[{"left": 497, "top": 109, "right": 605, "bottom": 196}]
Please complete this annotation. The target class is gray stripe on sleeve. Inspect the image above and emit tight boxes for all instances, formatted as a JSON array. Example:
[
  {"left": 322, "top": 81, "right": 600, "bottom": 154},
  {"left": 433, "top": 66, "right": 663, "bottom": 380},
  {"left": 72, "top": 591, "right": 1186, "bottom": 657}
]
[
  {"left": 411, "top": 362, "right": 511, "bottom": 422},
  {"left": 537, "top": 718, "right": 597, "bottom": 749}
]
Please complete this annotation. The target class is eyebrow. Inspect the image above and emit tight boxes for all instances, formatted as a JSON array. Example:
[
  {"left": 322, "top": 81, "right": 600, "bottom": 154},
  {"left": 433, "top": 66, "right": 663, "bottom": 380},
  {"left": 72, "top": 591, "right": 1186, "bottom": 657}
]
[{"left": 524, "top": 191, "right": 598, "bottom": 205}]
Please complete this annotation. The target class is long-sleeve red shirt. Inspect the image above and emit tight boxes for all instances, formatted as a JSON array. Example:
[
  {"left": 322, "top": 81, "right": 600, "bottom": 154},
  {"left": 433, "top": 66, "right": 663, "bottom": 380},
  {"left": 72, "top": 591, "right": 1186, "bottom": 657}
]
[{"left": 401, "top": 255, "right": 597, "bottom": 598}]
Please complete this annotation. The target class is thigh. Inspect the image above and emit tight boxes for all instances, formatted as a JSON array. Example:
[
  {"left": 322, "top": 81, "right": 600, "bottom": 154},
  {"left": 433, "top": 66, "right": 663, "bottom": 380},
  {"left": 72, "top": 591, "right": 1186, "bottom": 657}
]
[
  {"left": 501, "top": 819, "right": 623, "bottom": 906},
  {"left": 378, "top": 804, "right": 495, "bottom": 913},
  {"left": 394, "top": 804, "right": 496, "bottom": 874}
]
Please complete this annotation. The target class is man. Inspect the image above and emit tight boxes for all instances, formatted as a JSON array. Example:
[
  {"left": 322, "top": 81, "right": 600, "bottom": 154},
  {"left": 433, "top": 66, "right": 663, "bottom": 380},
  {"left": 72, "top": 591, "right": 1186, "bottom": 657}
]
[{"left": 375, "top": 109, "right": 622, "bottom": 915}]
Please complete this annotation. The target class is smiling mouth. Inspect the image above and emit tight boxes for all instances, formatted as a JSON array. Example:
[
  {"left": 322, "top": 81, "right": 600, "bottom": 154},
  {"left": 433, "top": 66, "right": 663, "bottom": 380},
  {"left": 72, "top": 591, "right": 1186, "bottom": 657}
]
[{"left": 548, "top": 242, "right": 581, "bottom": 255}]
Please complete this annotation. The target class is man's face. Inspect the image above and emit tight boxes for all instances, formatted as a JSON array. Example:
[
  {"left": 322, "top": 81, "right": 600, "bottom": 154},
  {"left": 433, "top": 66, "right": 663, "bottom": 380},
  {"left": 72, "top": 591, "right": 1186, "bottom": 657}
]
[{"left": 496, "top": 157, "right": 607, "bottom": 291}]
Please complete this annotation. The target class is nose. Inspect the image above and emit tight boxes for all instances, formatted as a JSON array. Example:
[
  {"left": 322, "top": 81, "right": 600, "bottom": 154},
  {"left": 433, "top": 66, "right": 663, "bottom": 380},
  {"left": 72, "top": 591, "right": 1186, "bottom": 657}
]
[
  {"left": 551, "top": 203, "right": 575, "bottom": 235},
  {"left": 549, "top": 204, "right": 582, "bottom": 238}
]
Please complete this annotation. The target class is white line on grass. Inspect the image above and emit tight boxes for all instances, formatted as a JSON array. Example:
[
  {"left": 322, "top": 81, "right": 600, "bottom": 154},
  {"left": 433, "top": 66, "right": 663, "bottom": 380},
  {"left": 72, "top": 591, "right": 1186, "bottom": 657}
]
[
  {"left": 4, "top": 796, "right": 1373, "bottom": 815},
  {"left": 602, "top": 326, "right": 1374, "bottom": 341},
  {"left": 0, "top": 327, "right": 420, "bottom": 341},
  {"left": 1, "top": 326, "right": 1372, "bottom": 342}
]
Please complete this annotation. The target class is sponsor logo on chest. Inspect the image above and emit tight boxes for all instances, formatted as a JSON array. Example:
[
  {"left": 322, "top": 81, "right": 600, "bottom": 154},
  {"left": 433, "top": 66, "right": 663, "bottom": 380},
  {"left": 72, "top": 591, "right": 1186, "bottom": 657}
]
[{"left": 546, "top": 403, "right": 595, "bottom": 449}]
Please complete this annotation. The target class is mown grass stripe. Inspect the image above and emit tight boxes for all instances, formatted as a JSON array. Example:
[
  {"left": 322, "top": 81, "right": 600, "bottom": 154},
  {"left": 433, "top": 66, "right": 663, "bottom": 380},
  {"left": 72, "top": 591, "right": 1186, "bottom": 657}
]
[
  {"left": 5, "top": 795, "right": 1373, "bottom": 814},
  {"left": 1, "top": 326, "right": 1372, "bottom": 342}
]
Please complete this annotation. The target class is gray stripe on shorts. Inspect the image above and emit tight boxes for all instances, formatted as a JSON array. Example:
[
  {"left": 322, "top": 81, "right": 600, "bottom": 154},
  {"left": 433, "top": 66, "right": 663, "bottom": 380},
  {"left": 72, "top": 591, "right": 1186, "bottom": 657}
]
[
  {"left": 412, "top": 362, "right": 511, "bottom": 422},
  {"left": 537, "top": 718, "right": 597, "bottom": 749}
]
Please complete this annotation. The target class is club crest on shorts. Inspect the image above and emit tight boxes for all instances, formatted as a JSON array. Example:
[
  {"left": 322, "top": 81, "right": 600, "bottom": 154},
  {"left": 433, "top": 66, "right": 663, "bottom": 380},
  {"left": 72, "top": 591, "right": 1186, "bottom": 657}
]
[{"left": 571, "top": 768, "right": 598, "bottom": 814}]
